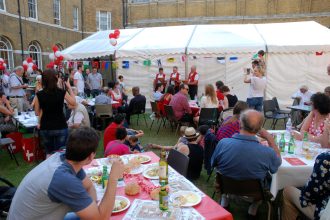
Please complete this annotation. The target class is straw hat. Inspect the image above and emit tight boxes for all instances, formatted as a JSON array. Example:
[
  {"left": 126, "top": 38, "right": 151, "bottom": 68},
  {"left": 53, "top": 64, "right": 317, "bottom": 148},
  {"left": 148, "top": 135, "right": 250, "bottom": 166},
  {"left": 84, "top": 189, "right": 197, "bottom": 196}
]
[{"left": 183, "top": 127, "right": 200, "bottom": 139}]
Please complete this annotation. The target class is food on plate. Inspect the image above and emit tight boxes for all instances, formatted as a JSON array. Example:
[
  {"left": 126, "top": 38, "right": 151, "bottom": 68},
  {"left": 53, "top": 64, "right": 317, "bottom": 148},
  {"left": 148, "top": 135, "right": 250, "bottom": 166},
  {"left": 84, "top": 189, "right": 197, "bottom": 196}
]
[
  {"left": 90, "top": 175, "right": 101, "bottom": 184},
  {"left": 124, "top": 158, "right": 141, "bottom": 173},
  {"left": 173, "top": 193, "right": 199, "bottom": 206},
  {"left": 173, "top": 195, "right": 188, "bottom": 206},
  {"left": 125, "top": 182, "right": 140, "bottom": 196},
  {"left": 113, "top": 199, "right": 128, "bottom": 212},
  {"left": 150, "top": 187, "right": 160, "bottom": 200},
  {"left": 135, "top": 155, "right": 150, "bottom": 163},
  {"left": 146, "top": 167, "right": 159, "bottom": 177}
]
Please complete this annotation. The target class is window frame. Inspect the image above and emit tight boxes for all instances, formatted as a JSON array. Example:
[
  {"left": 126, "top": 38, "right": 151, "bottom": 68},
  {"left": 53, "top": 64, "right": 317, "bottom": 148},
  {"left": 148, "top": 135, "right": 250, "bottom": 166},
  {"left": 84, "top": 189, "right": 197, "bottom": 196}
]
[
  {"left": 0, "top": 36, "right": 14, "bottom": 70},
  {"left": 28, "top": 0, "right": 38, "bottom": 20},
  {"left": 73, "top": 6, "right": 79, "bottom": 30},
  {"left": 0, "top": 0, "right": 6, "bottom": 11},
  {"left": 96, "top": 11, "right": 111, "bottom": 31},
  {"left": 53, "top": 0, "right": 61, "bottom": 25},
  {"left": 28, "top": 41, "right": 42, "bottom": 70}
]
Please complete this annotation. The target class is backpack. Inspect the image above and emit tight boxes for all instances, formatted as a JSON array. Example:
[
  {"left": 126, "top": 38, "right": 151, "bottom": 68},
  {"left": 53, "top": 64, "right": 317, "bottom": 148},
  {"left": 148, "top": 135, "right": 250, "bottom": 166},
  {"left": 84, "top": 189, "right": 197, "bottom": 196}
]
[{"left": 0, "top": 177, "right": 16, "bottom": 217}]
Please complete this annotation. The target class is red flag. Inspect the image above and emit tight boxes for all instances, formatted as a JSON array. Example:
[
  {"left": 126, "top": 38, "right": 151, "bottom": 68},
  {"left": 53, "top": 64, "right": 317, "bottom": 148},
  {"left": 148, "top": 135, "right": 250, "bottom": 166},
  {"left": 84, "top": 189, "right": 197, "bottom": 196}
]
[{"left": 315, "top": 51, "right": 323, "bottom": 56}]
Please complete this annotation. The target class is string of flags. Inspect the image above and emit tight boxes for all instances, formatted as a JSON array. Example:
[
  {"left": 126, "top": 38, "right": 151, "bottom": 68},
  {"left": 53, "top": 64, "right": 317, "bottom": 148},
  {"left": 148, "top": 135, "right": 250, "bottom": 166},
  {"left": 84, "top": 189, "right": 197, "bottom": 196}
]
[{"left": 64, "top": 61, "right": 112, "bottom": 70}]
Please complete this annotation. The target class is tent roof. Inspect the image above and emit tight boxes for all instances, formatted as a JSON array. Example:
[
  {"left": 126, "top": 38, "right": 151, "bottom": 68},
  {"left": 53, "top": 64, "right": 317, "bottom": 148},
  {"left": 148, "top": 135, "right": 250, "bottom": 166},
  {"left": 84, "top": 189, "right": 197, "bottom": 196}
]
[
  {"left": 255, "top": 21, "right": 330, "bottom": 53},
  {"left": 61, "top": 28, "right": 143, "bottom": 60},
  {"left": 187, "top": 24, "right": 265, "bottom": 54},
  {"left": 115, "top": 25, "right": 196, "bottom": 58}
]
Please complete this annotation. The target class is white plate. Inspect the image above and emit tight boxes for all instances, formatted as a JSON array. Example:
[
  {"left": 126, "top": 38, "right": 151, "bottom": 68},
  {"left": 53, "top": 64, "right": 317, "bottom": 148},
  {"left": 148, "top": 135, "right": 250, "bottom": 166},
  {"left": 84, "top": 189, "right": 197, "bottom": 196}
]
[
  {"left": 142, "top": 166, "right": 159, "bottom": 179},
  {"left": 112, "top": 196, "right": 130, "bottom": 213},
  {"left": 129, "top": 165, "right": 144, "bottom": 175},
  {"left": 170, "top": 191, "right": 202, "bottom": 207},
  {"left": 133, "top": 155, "right": 151, "bottom": 164}
]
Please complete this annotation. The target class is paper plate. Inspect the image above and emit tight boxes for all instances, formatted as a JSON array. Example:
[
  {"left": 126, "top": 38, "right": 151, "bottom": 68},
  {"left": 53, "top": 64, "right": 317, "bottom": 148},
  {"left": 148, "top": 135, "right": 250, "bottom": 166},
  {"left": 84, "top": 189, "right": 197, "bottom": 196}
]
[
  {"left": 170, "top": 191, "right": 201, "bottom": 207},
  {"left": 112, "top": 196, "right": 130, "bottom": 213}
]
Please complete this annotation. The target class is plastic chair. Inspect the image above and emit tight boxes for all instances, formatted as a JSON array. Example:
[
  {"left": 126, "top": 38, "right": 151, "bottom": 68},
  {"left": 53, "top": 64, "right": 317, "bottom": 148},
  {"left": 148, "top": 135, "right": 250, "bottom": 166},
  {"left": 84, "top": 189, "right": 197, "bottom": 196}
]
[
  {"left": 95, "top": 104, "right": 113, "bottom": 130},
  {"left": 131, "top": 99, "right": 148, "bottom": 127},
  {"left": 164, "top": 105, "right": 184, "bottom": 134},
  {"left": 214, "top": 172, "right": 273, "bottom": 220},
  {"left": 149, "top": 101, "right": 165, "bottom": 134},
  {"left": 198, "top": 108, "right": 220, "bottom": 129},
  {"left": 0, "top": 138, "right": 19, "bottom": 166},
  {"left": 263, "top": 100, "right": 288, "bottom": 129},
  {"left": 167, "top": 149, "right": 190, "bottom": 177}
]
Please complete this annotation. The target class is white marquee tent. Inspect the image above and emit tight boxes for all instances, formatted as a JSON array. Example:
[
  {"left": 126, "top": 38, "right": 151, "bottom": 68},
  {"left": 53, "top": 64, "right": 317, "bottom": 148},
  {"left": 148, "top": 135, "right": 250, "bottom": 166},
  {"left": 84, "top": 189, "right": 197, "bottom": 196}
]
[{"left": 62, "top": 21, "right": 330, "bottom": 107}]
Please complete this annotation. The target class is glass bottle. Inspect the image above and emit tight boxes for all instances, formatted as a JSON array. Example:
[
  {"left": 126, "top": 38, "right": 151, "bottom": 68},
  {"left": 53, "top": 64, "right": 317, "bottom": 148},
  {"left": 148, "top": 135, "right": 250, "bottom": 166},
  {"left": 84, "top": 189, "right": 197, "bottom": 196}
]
[
  {"left": 279, "top": 133, "right": 286, "bottom": 153},
  {"left": 288, "top": 135, "right": 295, "bottom": 154},
  {"left": 159, "top": 180, "right": 169, "bottom": 211},
  {"left": 159, "top": 148, "right": 168, "bottom": 185},
  {"left": 101, "top": 165, "right": 108, "bottom": 189}
]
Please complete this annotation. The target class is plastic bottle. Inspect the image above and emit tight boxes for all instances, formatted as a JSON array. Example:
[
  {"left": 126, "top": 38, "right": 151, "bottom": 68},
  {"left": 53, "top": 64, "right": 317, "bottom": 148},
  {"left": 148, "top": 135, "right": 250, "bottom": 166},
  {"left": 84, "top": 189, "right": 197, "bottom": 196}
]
[{"left": 286, "top": 118, "right": 292, "bottom": 133}]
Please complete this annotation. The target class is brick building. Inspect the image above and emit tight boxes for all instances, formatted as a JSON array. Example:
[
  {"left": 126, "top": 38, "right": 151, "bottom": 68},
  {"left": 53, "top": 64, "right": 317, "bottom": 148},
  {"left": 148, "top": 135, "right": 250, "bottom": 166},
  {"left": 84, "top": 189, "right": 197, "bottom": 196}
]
[
  {"left": 0, "top": 0, "right": 122, "bottom": 70},
  {"left": 126, "top": 0, "right": 330, "bottom": 28}
]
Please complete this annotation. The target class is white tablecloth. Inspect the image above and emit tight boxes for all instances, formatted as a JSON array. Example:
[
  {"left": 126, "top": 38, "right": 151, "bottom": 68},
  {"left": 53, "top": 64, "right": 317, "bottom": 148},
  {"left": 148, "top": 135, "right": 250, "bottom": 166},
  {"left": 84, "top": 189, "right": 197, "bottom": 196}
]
[
  {"left": 269, "top": 130, "right": 326, "bottom": 197},
  {"left": 86, "top": 98, "right": 119, "bottom": 106},
  {"left": 14, "top": 112, "right": 38, "bottom": 128}
]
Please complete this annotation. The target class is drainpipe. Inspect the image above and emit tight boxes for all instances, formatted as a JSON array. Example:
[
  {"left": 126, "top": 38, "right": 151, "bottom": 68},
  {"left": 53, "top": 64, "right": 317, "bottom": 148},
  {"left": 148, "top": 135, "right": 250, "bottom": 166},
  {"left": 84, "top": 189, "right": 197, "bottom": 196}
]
[
  {"left": 17, "top": 0, "right": 24, "bottom": 62},
  {"left": 81, "top": 0, "right": 84, "bottom": 38}
]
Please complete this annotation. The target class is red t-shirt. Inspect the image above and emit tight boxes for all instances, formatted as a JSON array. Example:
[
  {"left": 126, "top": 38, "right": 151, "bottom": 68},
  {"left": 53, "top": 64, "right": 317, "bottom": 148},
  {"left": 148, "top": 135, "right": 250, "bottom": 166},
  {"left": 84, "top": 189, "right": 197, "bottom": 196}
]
[
  {"left": 103, "top": 123, "right": 121, "bottom": 150},
  {"left": 216, "top": 90, "right": 224, "bottom": 101},
  {"left": 104, "top": 140, "right": 130, "bottom": 157}
]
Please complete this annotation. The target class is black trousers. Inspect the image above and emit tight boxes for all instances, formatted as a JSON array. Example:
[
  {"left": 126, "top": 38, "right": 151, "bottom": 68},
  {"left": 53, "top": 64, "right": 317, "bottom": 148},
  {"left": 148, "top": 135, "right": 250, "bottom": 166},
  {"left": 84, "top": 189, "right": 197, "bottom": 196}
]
[{"left": 188, "top": 85, "right": 198, "bottom": 100}]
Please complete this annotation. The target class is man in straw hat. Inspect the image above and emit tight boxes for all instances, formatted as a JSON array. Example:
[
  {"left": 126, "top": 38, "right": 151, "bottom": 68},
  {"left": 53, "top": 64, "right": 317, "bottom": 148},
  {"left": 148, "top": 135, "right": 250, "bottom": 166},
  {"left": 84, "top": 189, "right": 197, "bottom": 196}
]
[{"left": 177, "top": 127, "right": 204, "bottom": 181}]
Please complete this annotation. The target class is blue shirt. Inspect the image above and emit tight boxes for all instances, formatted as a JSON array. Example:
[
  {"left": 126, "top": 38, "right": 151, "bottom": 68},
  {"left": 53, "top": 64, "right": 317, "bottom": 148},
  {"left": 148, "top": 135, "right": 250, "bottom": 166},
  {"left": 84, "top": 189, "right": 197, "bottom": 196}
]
[{"left": 211, "top": 134, "right": 281, "bottom": 180}]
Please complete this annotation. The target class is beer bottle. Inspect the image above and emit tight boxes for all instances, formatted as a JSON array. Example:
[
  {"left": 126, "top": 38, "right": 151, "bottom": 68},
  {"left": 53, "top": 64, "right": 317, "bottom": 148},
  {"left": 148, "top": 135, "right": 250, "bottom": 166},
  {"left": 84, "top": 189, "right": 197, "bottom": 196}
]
[
  {"left": 159, "top": 148, "right": 168, "bottom": 185},
  {"left": 159, "top": 180, "right": 169, "bottom": 211},
  {"left": 288, "top": 135, "right": 295, "bottom": 154},
  {"left": 279, "top": 133, "right": 286, "bottom": 153},
  {"left": 101, "top": 165, "right": 108, "bottom": 189}
]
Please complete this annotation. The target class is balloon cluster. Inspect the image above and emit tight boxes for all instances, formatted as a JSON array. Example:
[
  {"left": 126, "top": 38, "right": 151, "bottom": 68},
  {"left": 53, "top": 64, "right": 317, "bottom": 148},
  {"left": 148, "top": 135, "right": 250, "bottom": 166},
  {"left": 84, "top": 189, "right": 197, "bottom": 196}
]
[
  {"left": 23, "top": 57, "right": 38, "bottom": 74},
  {"left": 47, "top": 45, "right": 64, "bottom": 69},
  {"left": 108, "top": 29, "right": 120, "bottom": 46},
  {"left": 0, "top": 58, "right": 7, "bottom": 71}
]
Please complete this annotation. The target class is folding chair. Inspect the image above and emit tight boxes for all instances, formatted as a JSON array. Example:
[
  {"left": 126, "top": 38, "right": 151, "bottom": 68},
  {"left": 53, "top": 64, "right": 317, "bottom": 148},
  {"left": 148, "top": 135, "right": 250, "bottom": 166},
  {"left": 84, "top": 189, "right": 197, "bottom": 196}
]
[
  {"left": 95, "top": 104, "right": 113, "bottom": 130},
  {"left": 0, "top": 138, "right": 19, "bottom": 166},
  {"left": 131, "top": 100, "right": 148, "bottom": 127},
  {"left": 263, "top": 100, "right": 288, "bottom": 129},
  {"left": 167, "top": 149, "right": 189, "bottom": 177},
  {"left": 214, "top": 172, "right": 273, "bottom": 220},
  {"left": 272, "top": 97, "right": 291, "bottom": 117},
  {"left": 149, "top": 101, "right": 165, "bottom": 134},
  {"left": 198, "top": 108, "right": 220, "bottom": 130},
  {"left": 164, "top": 105, "right": 184, "bottom": 134}
]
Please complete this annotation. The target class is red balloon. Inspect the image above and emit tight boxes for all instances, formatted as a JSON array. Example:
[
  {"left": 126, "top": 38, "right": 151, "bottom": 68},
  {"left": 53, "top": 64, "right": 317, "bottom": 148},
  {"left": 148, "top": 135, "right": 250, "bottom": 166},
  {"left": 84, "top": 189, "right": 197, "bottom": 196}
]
[
  {"left": 26, "top": 57, "right": 33, "bottom": 63},
  {"left": 58, "top": 56, "right": 64, "bottom": 61},
  {"left": 52, "top": 45, "right": 58, "bottom": 53},
  {"left": 113, "top": 32, "right": 119, "bottom": 39},
  {"left": 32, "top": 64, "right": 38, "bottom": 71},
  {"left": 114, "top": 29, "right": 120, "bottom": 36},
  {"left": 0, "top": 66, "right": 4, "bottom": 71},
  {"left": 23, "top": 64, "right": 28, "bottom": 71},
  {"left": 0, "top": 61, "right": 3, "bottom": 65},
  {"left": 109, "top": 33, "right": 114, "bottom": 39}
]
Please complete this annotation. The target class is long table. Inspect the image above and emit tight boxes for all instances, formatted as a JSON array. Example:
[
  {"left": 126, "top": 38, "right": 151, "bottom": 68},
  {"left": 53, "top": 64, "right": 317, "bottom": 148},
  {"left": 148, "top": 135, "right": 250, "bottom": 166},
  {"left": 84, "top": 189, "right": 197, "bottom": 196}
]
[
  {"left": 287, "top": 105, "right": 311, "bottom": 112},
  {"left": 84, "top": 152, "right": 233, "bottom": 220},
  {"left": 13, "top": 112, "right": 38, "bottom": 128},
  {"left": 269, "top": 130, "right": 327, "bottom": 197}
]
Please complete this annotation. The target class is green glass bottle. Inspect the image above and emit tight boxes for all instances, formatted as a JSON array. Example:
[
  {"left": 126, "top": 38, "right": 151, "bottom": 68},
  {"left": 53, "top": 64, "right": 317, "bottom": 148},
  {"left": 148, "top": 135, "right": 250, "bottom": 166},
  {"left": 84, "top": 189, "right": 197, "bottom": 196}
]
[
  {"left": 101, "top": 165, "right": 108, "bottom": 189},
  {"left": 288, "top": 135, "right": 295, "bottom": 154},
  {"left": 279, "top": 133, "right": 286, "bottom": 153},
  {"left": 302, "top": 131, "right": 309, "bottom": 152},
  {"left": 159, "top": 180, "right": 169, "bottom": 211},
  {"left": 159, "top": 148, "right": 168, "bottom": 185}
]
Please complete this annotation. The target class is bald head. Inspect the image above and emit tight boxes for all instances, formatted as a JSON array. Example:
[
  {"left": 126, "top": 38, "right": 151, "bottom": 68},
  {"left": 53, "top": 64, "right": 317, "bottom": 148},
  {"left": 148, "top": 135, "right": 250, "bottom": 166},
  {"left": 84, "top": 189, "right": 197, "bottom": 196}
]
[
  {"left": 327, "top": 64, "right": 330, "bottom": 76},
  {"left": 240, "top": 110, "right": 264, "bottom": 134}
]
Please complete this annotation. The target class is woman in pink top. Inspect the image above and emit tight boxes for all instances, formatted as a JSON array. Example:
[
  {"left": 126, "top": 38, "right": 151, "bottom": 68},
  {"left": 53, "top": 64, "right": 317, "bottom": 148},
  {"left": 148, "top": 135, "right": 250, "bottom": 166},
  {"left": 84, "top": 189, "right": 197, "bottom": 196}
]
[
  {"left": 292, "top": 93, "right": 330, "bottom": 147},
  {"left": 104, "top": 127, "right": 130, "bottom": 156}
]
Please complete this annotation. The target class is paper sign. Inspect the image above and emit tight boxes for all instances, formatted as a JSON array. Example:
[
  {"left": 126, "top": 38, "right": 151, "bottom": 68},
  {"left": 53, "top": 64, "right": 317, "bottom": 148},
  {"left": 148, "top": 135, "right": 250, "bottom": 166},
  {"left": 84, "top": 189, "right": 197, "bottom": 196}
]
[
  {"left": 143, "top": 60, "right": 151, "bottom": 66},
  {"left": 284, "top": 157, "right": 306, "bottom": 166},
  {"left": 156, "top": 59, "right": 162, "bottom": 66},
  {"left": 229, "top": 56, "right": 238, "bottom": 62},
  {"left": 217, "top": 57, "right": 225, "bottom": 64},
  {"left": 122, "top": 61, "right": 129, "bottom": 69},
  {"left": 167, "top": 57, "right": 175, "bottom": 63}
]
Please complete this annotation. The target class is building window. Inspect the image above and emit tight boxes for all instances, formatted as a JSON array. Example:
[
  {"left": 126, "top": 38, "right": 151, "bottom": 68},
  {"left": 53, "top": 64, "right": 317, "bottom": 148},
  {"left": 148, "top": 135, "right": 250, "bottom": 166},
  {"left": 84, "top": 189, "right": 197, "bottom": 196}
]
[
  {"left": 130, "top": 0, "right": 149, "bottom": 3},
  {"left": 0, "top": 0, "right": 5, "bottom": 11},
  {"left": 28, "top": 41, "right": 42, "bottom": 69},
  {"left": 53, "top": 0, "right": 61, "bottom": 25},
  {"left": 0, "top": 36, "right": 14, "bottom": 70},
  {"left": 28, "top": 0, "right": 37, "bottom": 19},
  {"left": 96, "top": 11, "right": 111, "bottom": 31},
  {"left": 73, "top": 7, "right": 79, "bottom": 30}
]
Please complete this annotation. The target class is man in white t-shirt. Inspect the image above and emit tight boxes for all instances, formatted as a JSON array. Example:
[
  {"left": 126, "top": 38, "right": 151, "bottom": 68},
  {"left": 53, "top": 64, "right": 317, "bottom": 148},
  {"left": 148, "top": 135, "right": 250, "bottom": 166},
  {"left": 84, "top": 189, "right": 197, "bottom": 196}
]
[
  {"left": 67, "top": 103, "right": 90, "bottom": 129},
  {"left": 291, "top": 85, "right": 313, "bottom": 106},
  {"left": 74, "top": 64, "right": 85, "bottom": 97}
]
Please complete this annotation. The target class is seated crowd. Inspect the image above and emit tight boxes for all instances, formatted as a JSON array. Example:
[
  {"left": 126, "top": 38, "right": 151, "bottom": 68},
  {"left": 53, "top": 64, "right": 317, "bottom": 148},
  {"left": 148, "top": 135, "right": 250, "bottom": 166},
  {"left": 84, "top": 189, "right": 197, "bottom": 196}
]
[{"left": 2, "top": 62, "right": 330, "bottom": 220}]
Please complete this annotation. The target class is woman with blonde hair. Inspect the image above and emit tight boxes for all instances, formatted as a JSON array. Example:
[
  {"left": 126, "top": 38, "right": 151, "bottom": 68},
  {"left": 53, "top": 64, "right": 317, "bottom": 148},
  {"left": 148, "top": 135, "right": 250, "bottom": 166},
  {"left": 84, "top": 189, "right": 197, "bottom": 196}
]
[{"left": 200, "top": 84, "right": 219, "bottom": 108}]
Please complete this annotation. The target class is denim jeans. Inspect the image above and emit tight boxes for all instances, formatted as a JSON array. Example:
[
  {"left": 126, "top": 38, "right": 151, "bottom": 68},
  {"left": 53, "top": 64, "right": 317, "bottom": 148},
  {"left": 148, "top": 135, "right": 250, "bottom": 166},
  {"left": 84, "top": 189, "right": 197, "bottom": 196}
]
[
  {"left": 246, "top": 97, "right": 263, "bottom": 112},
  {"left": 39, "top": 128, "right": 68, "bottom": 154}
]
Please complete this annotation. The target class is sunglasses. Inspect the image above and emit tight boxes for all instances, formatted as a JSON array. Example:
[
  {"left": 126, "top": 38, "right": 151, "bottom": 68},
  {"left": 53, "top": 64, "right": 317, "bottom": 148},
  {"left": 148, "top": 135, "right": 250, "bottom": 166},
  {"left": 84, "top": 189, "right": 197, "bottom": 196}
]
[{"left": 184, "top": 88, "right": 189, "bottom": 91}]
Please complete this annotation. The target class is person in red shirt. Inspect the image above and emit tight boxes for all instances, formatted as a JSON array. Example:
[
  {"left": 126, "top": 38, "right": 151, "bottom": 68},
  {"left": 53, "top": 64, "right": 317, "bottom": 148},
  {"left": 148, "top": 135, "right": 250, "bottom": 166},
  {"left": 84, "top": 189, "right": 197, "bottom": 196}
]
[
  {"left": 169, "top": 66, "right": 181, "bottom": 93},
  {"left": 186, "top": 65, "right": 199, "bottom": 100},
  {"left": 104, "top": 127, "right": 130, "bottom": 157},
  {"left": 215, "top": 81, "right": 229, "bottom": 110},
  {"left": 154, "top": 67, "right": 166, "bottom": 92}
]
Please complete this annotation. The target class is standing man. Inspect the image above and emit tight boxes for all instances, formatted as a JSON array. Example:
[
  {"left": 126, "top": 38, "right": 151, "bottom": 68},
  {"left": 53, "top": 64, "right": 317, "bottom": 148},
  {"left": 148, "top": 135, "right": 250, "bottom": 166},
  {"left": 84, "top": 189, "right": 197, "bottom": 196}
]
[
  {"left": 7, "top": 127, "right": 125, "bottom": 220},
  {"left": 9, "top": 66, "right": 28, "bottom": 112},
  {"left": 74, "top": 64, "right": 85, "bottom": 97},
  {"left": 187, "top": 65, "right": 199, "bottom": 100},
  {"left": 118, "top": 75, "right": 127, "bottom": 102},
  {"left": 154, "top": 67, "right": 166, "bottom": 92},
  {"left": 169, "top": 66, "right": 181, "bottom": 93},
  {"left": 88, "top": 67, "right": 103, "bottom": 98},
  {"left": 84, "top": 68, "right": 91, "bottom": 97}
]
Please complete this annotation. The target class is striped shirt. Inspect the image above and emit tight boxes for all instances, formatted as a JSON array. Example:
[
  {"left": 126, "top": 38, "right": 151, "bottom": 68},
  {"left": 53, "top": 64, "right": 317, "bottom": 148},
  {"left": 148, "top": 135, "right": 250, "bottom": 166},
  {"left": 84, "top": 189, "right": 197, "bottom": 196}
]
[
  {"left": 216, "top": 116, "right": 240, "bottom": 141},
  {"left": 169, "top": 91, "right": 192, "bottom": 120}
]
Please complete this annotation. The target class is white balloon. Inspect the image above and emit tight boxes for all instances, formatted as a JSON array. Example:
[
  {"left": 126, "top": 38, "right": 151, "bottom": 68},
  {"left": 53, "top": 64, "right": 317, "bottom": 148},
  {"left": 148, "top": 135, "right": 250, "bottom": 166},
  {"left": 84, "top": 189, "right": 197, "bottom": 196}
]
[
  {"left": 110, "top": 38, "right": 117, "bottom": 46},
  {"left": 49, "top": 53, "right": 55, "bottom": 60},
  {"left": 27, "top": 67, "right": 33, "bottom": 74},
  {"left": 55, "top": 51, "right": 61, "bottom": 57},
  {"left": 28, "top": 62, "right": 34, "bottom": 68},
  {"left": 0, "top": 58, "right": 4, "bottom": 62},
  {"left": 23, "top": 61, "right": 28, "bottom": 66},
  {"left": 3, "top": 63, "right": 7, "bottom": 68}
]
